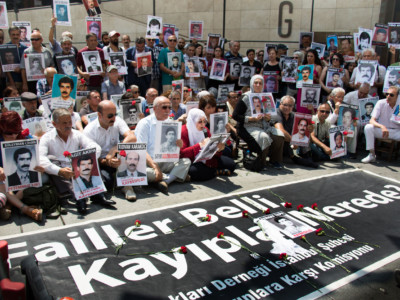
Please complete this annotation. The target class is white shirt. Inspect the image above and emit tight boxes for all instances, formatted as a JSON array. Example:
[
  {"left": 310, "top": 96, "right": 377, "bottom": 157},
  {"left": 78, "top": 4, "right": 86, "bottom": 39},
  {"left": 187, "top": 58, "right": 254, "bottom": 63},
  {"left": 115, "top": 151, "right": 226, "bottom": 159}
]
[
  {"left": 371, "top": 98, "right": 400, "bottom": 129},
  {"left": 39, "top": 128, "right": 101, "bottom": 175},
  {"left": 135, "top": 114, "right": 158, "bottom": 158},
  {"left": 83, "top": 116, "right": 130, "bottom": 158},
  {"left": 343, "top": 91, "right": 373, "bottom": 106}
]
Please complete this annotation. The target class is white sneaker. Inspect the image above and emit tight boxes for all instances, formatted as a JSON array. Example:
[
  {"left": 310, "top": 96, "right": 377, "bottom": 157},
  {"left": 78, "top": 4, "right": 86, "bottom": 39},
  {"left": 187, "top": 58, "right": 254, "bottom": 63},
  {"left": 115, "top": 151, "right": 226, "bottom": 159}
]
[
  {"left": 361, "top": 153, "right": 376, "bottom": 163},
  {"left": 123, "top": 186, "right": 137, "bottom": 202}
]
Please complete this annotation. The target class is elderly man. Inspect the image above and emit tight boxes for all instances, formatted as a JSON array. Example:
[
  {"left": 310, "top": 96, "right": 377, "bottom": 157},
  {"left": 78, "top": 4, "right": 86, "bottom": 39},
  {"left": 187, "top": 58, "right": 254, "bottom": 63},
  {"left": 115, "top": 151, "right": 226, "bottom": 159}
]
[
  {"left": 310, "top": 103, "right": 332, "bottom": 161},
  {"left": 122, "top": 35, "right": 131, "bottom": 51},
  {"left": 48, "top": 17, "right": 78, "bottom": 56},
  {"left": 20, "top": 92, "right": 43, "bottom": 120},
  {"left": 343, "top": 82, "right": 371, "bottom": 106},
  {"left": 362, "top": 86, "right": 400, "bottom": 163},
  {"left": 5, "top": 26, "right": 27, "bottom": 92},
  {"left": 101, "top": 65, "right": 126, "bottom": 100},
  {"left": 158, "top": 35, "right": 184, "bottom": 92},
  {"left": 53, "top": 36, "right": 77, "bottom": 73},
  {"left": 80, "top": 90, "right": 101, "bottom": 125},
  {"left": 76, "top": 33, "right": 106, "bottom": 92},
  {"left": 274, "top": 95, "right": 317, "bottom": 168},
  {"left": 349, "top": 48, "right": 386, "bottom": 95},
  {"left": 36, "top": 67, "right": 57, "bottom": 99},
  {"left": 83, "top": 100, "right": 138, "bottom": 201},
  {"left": 21, "top": 31, "right": 55, "bottom": 93},
  {"left": 39, "top": 108, "right": 103, "bottom": 214},
  {"left": 126, "top": 37, "right": 154, "bottom": 97},
  {"left": 142, "top": 88, "right": 159, "bottom": 117},
  {"left": 135, "top": 96, "right": 190, "bottom": 194}
]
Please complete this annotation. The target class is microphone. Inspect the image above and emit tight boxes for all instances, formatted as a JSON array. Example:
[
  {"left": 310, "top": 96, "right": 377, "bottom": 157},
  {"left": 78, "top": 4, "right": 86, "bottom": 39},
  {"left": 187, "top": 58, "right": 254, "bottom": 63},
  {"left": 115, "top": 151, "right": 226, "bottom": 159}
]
[{"left": 203, "top": 128, "right": 208, "bottom": 138}]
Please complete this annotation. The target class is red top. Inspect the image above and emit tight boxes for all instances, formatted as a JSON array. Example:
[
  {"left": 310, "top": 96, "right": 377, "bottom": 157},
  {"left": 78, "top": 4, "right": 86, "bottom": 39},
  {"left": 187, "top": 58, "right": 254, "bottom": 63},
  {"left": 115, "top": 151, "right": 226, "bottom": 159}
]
[
  {"left": 180, "top": 125, "right": 221, "bottom": 168},
  {"left": 76, "top": 46, "right": 105, "bottom": 87}
]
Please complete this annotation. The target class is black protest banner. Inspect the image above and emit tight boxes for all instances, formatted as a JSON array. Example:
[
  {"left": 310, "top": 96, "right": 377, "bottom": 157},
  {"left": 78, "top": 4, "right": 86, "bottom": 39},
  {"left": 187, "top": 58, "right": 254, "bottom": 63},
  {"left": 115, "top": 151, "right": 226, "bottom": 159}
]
[{"left": 5, "top": 170, "right": 400, "bottom": 299}]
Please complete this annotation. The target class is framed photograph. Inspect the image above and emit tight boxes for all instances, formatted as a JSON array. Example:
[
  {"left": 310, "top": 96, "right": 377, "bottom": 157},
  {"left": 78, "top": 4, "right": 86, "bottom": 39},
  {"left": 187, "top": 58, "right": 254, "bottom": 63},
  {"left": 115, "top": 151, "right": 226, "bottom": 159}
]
[
  {"left": 357, "top": 28, "right": 373, "bottom": 52},
  {"left": 153, "top": 121, "right": 182, "bottom": 162},
  {"left": 296, "top": 64, "right": 314, "bottom": 88},
  {"left": 210, "top": 112, "right": 228, "bottom": 135},
  {"left": 230, "top": 60, "right": 242, "bottom": 78},
  {"left": 263, "top": 71, "right": 279, "bottom": 93},
  {"left": 110, "top": 94, "right": 123, "bottom": 114},
  {"left": 326, "top": 35, "right": 338, "bottom": 53},
  {"left": 388, "top": 23, "right": 400, "bottom": 45},
  {"left": 71, "top": 148, "right": 106, "bottom": 200},
  {"left": 337, "top": 103, "right": 359, "bottom": 137},
  {"left": 22, "top": 117, "right": 47, "bottom": 137},
  {"left": 163, "top": 24, "right": 175, "bottom": 45},
  {"left": 172, "top": 79, "right": 184, "bottom": 102},
  {"left": 83, "top": 0, "right": 101, "bottom": 16},
  {"left": 120, "top": 98, "right": 142, "bottom": 127},
  {"left": 217, "top": 84, "right": 234, "bottom": 103},
  {"left": 299, "top": 32, "right": 313, "bottom": 50},
  {"left": 355, "top": 60, "right": 377, "bottom": 86},
  {"left": 54, "top": 0, "right": 72, "bottom": 26},
  {"left": 300, "top": 84, "right": 320, "bottom": 109},
  {"left": 76, "top": 91, "right": 90, "bottom": 112},
  {"left": 311, "top": 42, "right": 326, "bottom": 59},
  {"left": 359, "top": 97, "right": 379, "bottom": 126},
  {"left": 136, "top": 52, "right": 152, "bottom": 77},
  {"left": 194, "top": 134, "right": 229, "bottom": 163},
  {"left": 51, "top": 74, "right": 77, "bottom": 109},
  {"left": 198, "top": 57, "right": 208, "bottom": 77},
  {"left": 329, "top": 126, "right": 347, "bottom": 159},
  {"left": 290, "top": 113, "right": 312, "bottom": 147},
  {"left": 282, "top": 58, "right": 298, "bottom": 83},
  {"left": 185, "top": 57, "right": 200, "bottom": 77},
  {"left": 338, "top": 35, "right": 355, "bottom": 62},
  {"left": 0, "top": 2, "right": 8, "bottom": 29},
  {"left": 239, "top": 66, "right": 255, "bottom": 86},
  {"left": 261, "top": 93, "right": 276, "bottom": 116},
  {"left": 1, "top": 139, "right": 42, "bottom": 192},
  {"left": 209, "top": 58, "right": 227, "bottom": 81},
  {"left": 372, "top": 24, "right": 388, "bottom": 46},
  {"left": 25, "top": 53, "right": 45, "bottom": 81},
  {"left": 116, "top": 143, "right": 148, "bottom": 187},
  {"left": 383, "top": 66, "right": 400, "bottom": 93},
  {"left": 56, "top": 54, "right": 77, "bottom": 76},
  {"left": 109, "top": 52, "right": 127, "bottom": 75},
  {"left": 189, "top": 20, "right": 203, "bottom": 40},
  {"left": 86, "top": 17, "right": 101, "bottom": 40},
  {"left": 326, "top": 68, "right": 345, "bottom": 88},
  {"left": 248, "top": 93, "right": 264, "bottom": 117},
  {"left": 82, "top": 50, "right": 103, "bottom": 75},
  {"left": 0, "top": 44, "right": 20, "bottom": 72},
  {"left": 146, "top": 15, "right": 162, "bottom": 39},
  {"left": 12, "top": 21, "right": 31, "bottom": 46},
  {"left": 167, "top": 52, "right": 181, "bottom": 72},
  {"left": 4, "top": 97, "right": 23, "bottom": 116},
  {"left": 207, "top": 34, "right": 221, "bottom": 53}
]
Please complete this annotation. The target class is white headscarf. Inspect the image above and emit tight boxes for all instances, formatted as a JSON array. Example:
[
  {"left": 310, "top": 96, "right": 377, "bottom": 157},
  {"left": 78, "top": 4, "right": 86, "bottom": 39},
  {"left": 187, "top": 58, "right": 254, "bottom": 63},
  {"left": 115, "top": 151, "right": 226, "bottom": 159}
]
[
  {"left": 187, "top": 108, "right": 207, "bottom": 147},
  {"left": 250, "top": 74, "right": 264, "bottom": 93}
]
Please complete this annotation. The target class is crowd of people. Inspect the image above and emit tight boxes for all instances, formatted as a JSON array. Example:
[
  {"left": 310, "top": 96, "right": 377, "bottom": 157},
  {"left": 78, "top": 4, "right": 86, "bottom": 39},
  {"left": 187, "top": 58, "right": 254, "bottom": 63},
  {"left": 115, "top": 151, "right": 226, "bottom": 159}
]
[{"left": 0, "top": 13, "right": 399, "bottom": 223}]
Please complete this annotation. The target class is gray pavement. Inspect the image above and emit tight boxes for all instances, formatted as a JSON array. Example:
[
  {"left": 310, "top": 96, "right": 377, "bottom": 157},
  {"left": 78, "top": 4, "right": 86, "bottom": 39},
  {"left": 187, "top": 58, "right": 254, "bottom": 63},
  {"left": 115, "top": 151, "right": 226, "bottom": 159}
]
[{"left": 1, "top": 153, "right": 400, "bottom": 299}]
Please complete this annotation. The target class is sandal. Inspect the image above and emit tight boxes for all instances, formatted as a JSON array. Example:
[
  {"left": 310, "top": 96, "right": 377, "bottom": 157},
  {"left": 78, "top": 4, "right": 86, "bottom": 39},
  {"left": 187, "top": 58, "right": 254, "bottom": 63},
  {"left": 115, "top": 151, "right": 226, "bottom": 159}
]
[
  {"left": 0, "top": 207, "right": 11, "bottom": 220},
  {"left": 216, "top": 169, "right": 232, "bottom": 176},
  {"left": 21, "top": 204, "right": 43, "bottom": 222}
]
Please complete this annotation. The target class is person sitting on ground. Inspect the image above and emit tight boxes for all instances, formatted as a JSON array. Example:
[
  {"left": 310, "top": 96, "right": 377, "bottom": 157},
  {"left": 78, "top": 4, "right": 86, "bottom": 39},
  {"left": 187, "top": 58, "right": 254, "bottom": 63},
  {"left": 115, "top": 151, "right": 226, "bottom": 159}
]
[
  {"left": 310, "top": 103, "right": 332, "bottom": 161},
  {"left": 180, "top": 108, "right": 236, "bottom": 181}
]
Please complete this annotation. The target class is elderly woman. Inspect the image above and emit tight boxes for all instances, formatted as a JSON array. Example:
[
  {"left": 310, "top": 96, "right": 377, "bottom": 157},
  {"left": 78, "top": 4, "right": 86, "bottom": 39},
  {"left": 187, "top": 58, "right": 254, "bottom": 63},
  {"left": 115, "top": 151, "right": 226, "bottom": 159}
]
[
  {"left": 0, "top": 111, "right": 44, "bottom": 221},
  {"left": 233, "top": 75, "right": 284, "bottom": 169},
  {"left": 180, "top": 108, "right": 236, "bottom": 181}
]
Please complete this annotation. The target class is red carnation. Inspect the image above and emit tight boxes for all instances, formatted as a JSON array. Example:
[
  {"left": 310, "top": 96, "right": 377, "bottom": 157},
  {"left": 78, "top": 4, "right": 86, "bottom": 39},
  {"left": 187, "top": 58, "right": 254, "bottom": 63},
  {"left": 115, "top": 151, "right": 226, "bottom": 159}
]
[
  {"left": 145, "top": 108, "right": 150, "bottom": 113},
  {"left": 301, "top": 235, "right": 306, "bottom": 241},
  {"left": 264, "top": 208, "right": 271, "bottom": 214},
  {"left": 353, "top": 117, "right": 358, "bottom": 120},
  {"left": 343, "top": 131, "right": 348, "bottom": 136},
  {"left": 135, "top": 220, "right": 141, "bottom": 227},
  {"left": 21, "top": 128, "right": 30, "bottom": 137},
  {"left": 372, "top": 93, "right": 377, "bottom": 97},
  {"left": 172, "top": 84, "right": 176, "bottom": 87},
  {"left": 131, "top": 100, "right": 136, "bottom": 106},
  {"left": 279, "top": 253, "right": 287, "bottom": 260},
  {"left": 284, "top": 202, "right": 292, "bottom": 208},
  {"left": 217, "top": 232, "right": 224, "bottom": 239},
  {"left": 63, "top": 151, "right": 71, "bottom": 158},
  {"left": 311, "top": 203, "right": 318, "bottom": 210},
  {"left": 24, "top": 53, "right": 27, "bottom": 58},
  {"left": 238, "top": 91, "right": 242, "bottom": 95},
  {"left": 80, "top": 78, "right": 86, "bottom": 84},
  {"left": 242, "top": 210, "right": 249, "bottom": 218},
  {"left": 119, "top": 150, "right": 127, "bottom": 157},
  {"left": 180, "top": 246, "right": 188, "bottom": 254},
  {"left": 261, "top": 98, "right": 267, "bottom": 102},
  {"left": 169, "top": 113, "right": 175, "bottom": 118},
  {"left": 188, "top": 89, "right": 192, "bottom": 92},
  {"left": 315, "top": 228, "right": 324, "bottom": 236},
  {"left": 127, "top": 89, "right": 131, "bottom": 92},
  {"left": 311, "top": 121, "right": 315, "bottom": 124},
  {"left": 107, "top": 62, "right": 111, "bottom": 65},
  {"left": 297, "top": 204, "right": 304, "bottom": 211}
]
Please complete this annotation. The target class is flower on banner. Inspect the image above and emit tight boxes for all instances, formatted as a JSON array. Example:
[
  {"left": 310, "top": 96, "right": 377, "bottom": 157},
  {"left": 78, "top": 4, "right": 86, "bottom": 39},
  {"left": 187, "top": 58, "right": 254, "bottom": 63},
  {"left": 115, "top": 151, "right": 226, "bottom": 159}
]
[
  {"left": 115, "top": 220, "right": 142, "bottom": 254},
  {"left": 168, "top": 214, "right": 212, "bottom": 233}
]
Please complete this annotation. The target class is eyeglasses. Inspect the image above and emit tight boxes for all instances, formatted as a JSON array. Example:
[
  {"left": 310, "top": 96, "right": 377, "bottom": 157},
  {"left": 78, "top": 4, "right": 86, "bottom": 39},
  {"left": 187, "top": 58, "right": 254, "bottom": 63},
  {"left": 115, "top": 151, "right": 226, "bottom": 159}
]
[
  {"left": 332, "top": 58, "right": 339, "bottom": 61},
  {"left": 282, "top": 103, "right": 293, "bottom": 107},
  {"left": 168, "top": 39, "right": 177, "bottom": 42},
  {"left": 183, "top": 90, "right": 189, "bottom": 93},
  {"left": 319, "top": 110, "right": 330, "bottom": 114},
  {"left": 106, "top": 113, "right": 118, "bottom": 118},
  {"left": 148, "top": 39, "right": 155, "bottom": 41},
  {"left": 161, "top": 105, "right": 172, "bottom": 110},
  {"left": 385, "top": 93, "right": 396, "bottom": 97},
  {"left": 31, "top": 38, "right": 41, "bottom": 41}
]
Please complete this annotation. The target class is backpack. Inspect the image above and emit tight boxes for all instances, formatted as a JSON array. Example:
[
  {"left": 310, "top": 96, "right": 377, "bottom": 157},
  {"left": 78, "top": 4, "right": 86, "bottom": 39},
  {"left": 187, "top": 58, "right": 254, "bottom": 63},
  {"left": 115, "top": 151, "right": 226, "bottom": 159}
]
[{"left": 22, "top": 185, "right": 60, "bottom": 219}]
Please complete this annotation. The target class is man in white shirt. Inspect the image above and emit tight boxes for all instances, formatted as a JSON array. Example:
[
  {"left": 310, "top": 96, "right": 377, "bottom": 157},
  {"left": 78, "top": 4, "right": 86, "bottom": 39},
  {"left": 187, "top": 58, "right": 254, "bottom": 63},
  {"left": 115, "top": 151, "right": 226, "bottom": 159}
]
[
  {"left": 135, "top": 96, "right": 190, "bottom": 195},
  {"left": 39, "top": 108, "right": 106, "bottom": 214},
  {"left": 362, "top": 86, "right": 400, "bottom": 163},
  {"left": 83, "top": 100, "right": 138, "bottom": 200}
]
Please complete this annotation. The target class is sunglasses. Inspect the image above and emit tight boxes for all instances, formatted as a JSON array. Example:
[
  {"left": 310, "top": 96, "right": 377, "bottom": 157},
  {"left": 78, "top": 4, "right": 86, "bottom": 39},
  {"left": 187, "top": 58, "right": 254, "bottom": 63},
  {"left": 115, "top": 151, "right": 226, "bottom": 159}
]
[
  {"left": 106, "top": 113, "right": 118, "bottom": 118},
  {"left": 282, "top": 103, "right": 293, "bottom": 107},
  {"left": 31, "top": 38, "right": 41, "bottom": 41},
  {"left": 319, "top": 110, "right": 330, "bottom": 114},
  {"left": 3, "top": 132, "right": 18, "bottom": 135},
  {"left": 132, "top": 91, "right": 139, "bottom": 94},
  {"left": 148, "top": 39, "right": 156, "bottom": 41},
  {"left": 168, "top": 39, "right": 177, "bottom": 42},
  {"left": 385, "top": 93, "right": 396, "bottom": 97},
  {"left": 161, "top": 105, "right": 172, "bottom": 110}
]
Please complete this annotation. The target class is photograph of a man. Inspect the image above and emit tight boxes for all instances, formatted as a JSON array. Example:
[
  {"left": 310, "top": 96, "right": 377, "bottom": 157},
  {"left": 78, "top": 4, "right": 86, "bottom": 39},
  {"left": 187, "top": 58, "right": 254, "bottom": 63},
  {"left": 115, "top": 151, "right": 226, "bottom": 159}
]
[
  {"left": 56, "top": 4, "right": 68, "bottom": 22},
  {"left": 333, "top": 131, "right": 344, "bottom": 150},
  {"left": 2, "top": 50, "right": 17, "bottom": 65},
  {"left": 213, "top": 117, "right": 226, "bottom": 134},
  {"left": 273, "top": 215, "right": 311, "bottom": 237},
  {"left": 230, "top": 62, "right": 241, "bottom": 77},
  {"left": 138, "top": 56, "right": 151, "bottom": 76},
  {"left": 358, "top": 32, "right": 371, "bottom": 51},
  {"left": 147, "top": 18, "right": 161, "bottom": 38},
  {"left": 213, "top": 62, "right": 224, "bottom": 77},
  {"left": 88, "top": 22, "right": 101, "bottom": 40},
  {"left": 327, "top": 72, "right": 342, "bottom": 87},
  {"left": 239, "top": 66, "right": 252, "bottom": 86},
  {"left": 169, "top": 55, "right": 180, "bottom": 71},
  {"left": 85, "top": 0, "right": 101, "bottom": 16},
  {"left": 361, "top": 102, "right": 374, "bottom": 122},
  {"left": 262, "top": 96, "right": 275, "bottom": 113},
  {"left": 291, "top": 119, "right": 309, "bottom": 145},
  {"left": 124, "top": 104, "right": 139, "bottom": 125},
  {"left": 300, "top": 33, "right": 312, "bottom": 49},
  {"left": 387, "top": 69, "right": 400, "bottom": 87},
  {"left": 7, "top": 148, "right": 39, "bottom": 186},
  {"left": 356, "top": 63, "right": 375, "bottom": 85},
  {"left": 161, "top": 127, "right": 178, "bottom": 153},
  {"left": 390, "top": 28, "right": 400, "bottom": 44},
  {"left": 7, "top": 101, "right": 22, "bottom": 113},
  {"left": 340, "top": 107, "right": 355, "bottom": 131},
  {"left": 19, "top": 27, "right": 29, "bottom": 43},
  {"left": 298, "top": 66, "right": 313, "bottom": 87},
  {"left": 302, "top": 88, "right": 318, "bottom": 104},
  {"left": 73, "top": 154, "right": 103, "bottom": 193},
  {"left": 190, "top": 23, "right": 202, "bottom": 39},
  {"left": 53, "top": 76, "right": 75, "bottom": 101},
  {"left": 251, "top": 95, "right": 264, "bottom": 115},
  {"left": 264, "top": 76, "right": 277, "bottom": 93},
  {"left": 30, "top": 57, "right": 44, "bottom": 76},
  {"left": 373, "top": 28, "right": 387, "bottom": 43},
  {"left": 117, "top": 151, "right": 146, "bottom": 178},
  {"left": 327, "top": 38, "right": 338, "bottom": 52}
]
